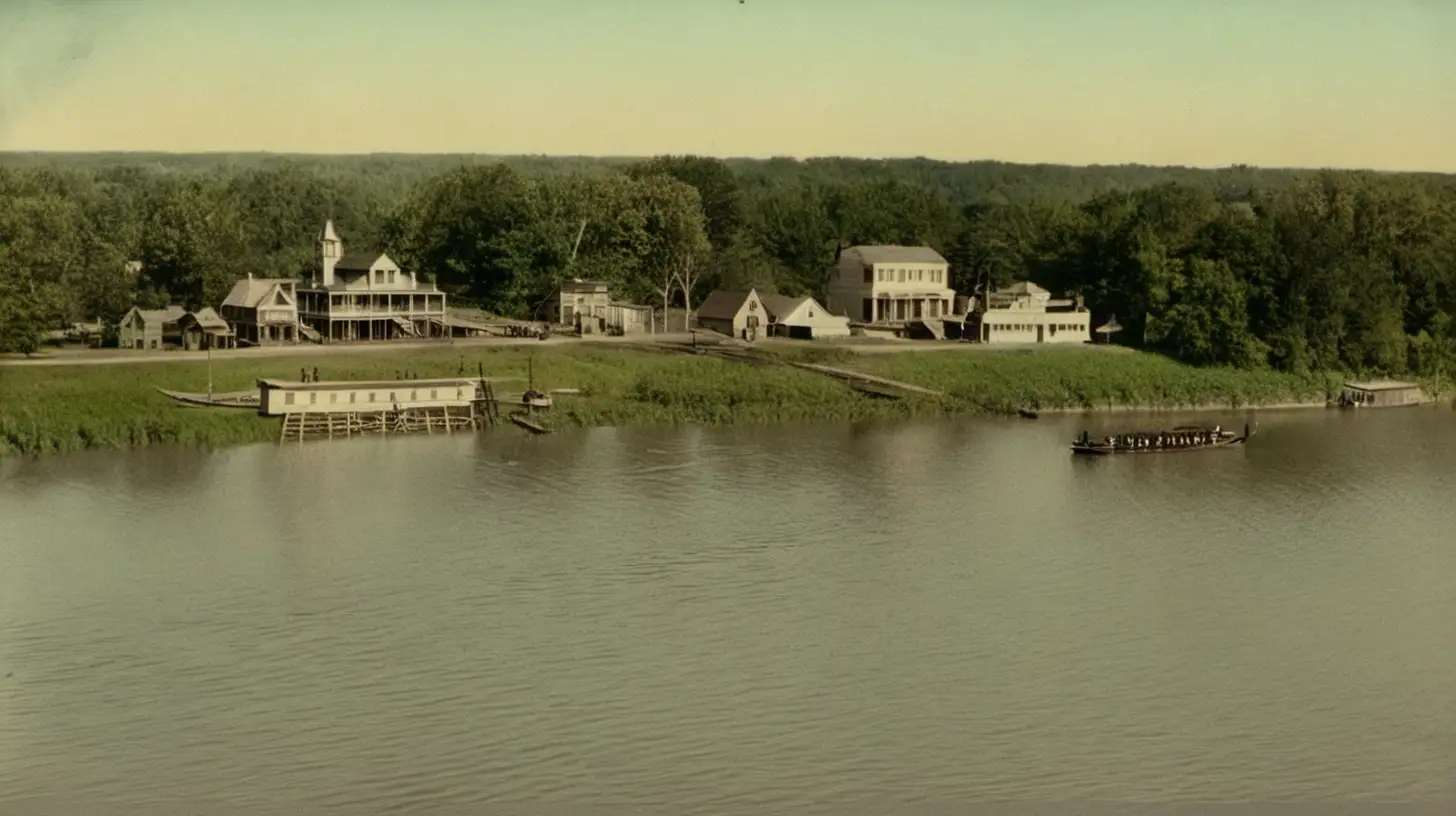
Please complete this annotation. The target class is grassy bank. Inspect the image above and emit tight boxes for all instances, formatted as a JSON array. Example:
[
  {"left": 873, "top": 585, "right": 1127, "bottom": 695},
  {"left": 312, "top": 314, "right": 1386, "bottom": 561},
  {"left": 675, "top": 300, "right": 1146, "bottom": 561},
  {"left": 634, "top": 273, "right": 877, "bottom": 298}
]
[{"left": 0, "top": 344, "right": 1343, "bottom": 457}]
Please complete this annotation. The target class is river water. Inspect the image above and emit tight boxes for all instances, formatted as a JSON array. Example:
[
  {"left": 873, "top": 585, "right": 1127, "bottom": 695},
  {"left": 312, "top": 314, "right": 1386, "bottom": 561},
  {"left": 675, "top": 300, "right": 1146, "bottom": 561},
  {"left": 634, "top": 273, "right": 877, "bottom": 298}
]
[{"left": 1, "top": 408, "right": 1454, "bottom": 813}]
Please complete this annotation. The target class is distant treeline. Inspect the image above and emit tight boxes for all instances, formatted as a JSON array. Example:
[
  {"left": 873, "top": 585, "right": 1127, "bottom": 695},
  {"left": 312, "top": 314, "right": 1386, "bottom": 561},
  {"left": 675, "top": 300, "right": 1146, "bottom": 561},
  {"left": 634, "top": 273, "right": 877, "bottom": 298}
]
[{"left": 1, "top": 152, "right": 1454, "bottom": 375}]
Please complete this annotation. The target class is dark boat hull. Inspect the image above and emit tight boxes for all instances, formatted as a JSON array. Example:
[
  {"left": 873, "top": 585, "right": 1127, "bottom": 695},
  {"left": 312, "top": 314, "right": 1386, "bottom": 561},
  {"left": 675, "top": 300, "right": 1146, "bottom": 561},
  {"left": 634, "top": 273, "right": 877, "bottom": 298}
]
[
  {"left": 156, "top": 387, "right": 259, "bottom": 409},
  {"left": 1071, "top": 425, "right": 1255, "bottom": 455}
]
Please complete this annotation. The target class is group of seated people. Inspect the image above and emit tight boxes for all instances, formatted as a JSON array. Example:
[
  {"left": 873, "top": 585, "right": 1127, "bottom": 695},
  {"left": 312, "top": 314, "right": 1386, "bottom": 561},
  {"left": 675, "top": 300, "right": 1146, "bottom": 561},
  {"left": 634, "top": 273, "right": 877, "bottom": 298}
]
[{"left": 1079, "top": 426, "right": 1224, "bottom": 449}]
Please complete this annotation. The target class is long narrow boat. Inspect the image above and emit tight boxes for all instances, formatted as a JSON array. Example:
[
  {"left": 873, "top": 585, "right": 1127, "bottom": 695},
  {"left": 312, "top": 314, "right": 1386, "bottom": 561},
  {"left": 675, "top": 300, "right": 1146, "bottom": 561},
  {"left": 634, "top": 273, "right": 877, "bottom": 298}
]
[
  {"left": 1070, "top": 423, "right": 1255, "bottom": 456},
  {"left": 156, "top": 387, "right": 260, "bottom": 409}
]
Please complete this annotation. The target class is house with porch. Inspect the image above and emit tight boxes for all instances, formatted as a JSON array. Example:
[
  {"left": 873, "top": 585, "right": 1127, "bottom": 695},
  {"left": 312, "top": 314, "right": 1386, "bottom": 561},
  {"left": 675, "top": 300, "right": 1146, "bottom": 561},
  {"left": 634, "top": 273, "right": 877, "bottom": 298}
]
[
  {"left": 696, "top": 288, "right": 768, "bottom": 341},
  {"left": 117, "top": 305, "right": 186, "bottom": 350},
  {"left": 294, "top": 220, "right": 448, "bottom": 342},
  {"left": 964, "top": 281, "right": 1090, "bottom": 344},
  {"left": 825, "top": 245, "right": 956, "bottom": 326},
  {"left": 177, "top": 307, "right": 237, "bottom": 350},
  {"left": 761, "top": 294, "right": 852, "bottom": 339},
  {"left": 220, "top": 275, "right": 303, "bottom": 345}
]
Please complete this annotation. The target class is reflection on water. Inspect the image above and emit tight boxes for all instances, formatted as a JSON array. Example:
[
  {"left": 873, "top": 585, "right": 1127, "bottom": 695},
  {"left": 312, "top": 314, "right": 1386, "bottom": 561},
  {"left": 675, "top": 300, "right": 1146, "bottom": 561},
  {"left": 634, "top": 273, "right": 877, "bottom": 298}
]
[{"left": 1, "top": 407, "right": 1454, "bottom": 812}]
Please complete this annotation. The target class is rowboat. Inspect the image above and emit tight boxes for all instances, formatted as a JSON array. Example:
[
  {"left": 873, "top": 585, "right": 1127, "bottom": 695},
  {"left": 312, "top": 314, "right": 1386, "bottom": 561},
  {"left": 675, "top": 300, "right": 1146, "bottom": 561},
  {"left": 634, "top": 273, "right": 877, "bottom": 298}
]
[
  {"left": 1070, "top": 423, "right": 1255, "bottom": 455},
  {"left": 156, "top": 388, "right": 259, "bottom": 409},
  {"left": 509, "top": 412, "right": 550, "bottom": 435}
]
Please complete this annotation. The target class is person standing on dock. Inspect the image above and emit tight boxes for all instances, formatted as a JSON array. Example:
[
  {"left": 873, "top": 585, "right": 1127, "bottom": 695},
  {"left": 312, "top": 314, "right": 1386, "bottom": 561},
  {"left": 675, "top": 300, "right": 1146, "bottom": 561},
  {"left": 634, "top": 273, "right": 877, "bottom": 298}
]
[
  {"left": 313, "top": 367, "right": 320, "bottom": 383},
  {"left": 300, "top": 367, "right": 309, "bottom": 383}
]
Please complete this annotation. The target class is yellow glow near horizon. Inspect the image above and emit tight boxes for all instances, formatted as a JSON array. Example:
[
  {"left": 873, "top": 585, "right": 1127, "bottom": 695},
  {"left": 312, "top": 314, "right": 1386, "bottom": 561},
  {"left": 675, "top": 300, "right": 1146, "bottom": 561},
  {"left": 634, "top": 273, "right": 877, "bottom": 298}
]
[{"left": 1, "top": 0, "right": 1451, "bottom": 171}]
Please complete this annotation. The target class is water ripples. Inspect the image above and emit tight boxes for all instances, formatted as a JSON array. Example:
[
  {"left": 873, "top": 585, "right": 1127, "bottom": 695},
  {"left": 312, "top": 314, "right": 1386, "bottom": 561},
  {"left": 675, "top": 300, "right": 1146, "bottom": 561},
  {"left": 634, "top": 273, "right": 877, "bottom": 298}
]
[{"left": 2, "top": 413, "right": 1455, "bottom": 809}]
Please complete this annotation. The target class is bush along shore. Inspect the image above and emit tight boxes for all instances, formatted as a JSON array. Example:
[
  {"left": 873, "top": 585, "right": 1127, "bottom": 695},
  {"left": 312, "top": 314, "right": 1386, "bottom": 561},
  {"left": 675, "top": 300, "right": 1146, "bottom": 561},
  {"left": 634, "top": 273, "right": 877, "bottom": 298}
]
[{"left": 0, "top": 344, "right": 1352, "bottom": 458}]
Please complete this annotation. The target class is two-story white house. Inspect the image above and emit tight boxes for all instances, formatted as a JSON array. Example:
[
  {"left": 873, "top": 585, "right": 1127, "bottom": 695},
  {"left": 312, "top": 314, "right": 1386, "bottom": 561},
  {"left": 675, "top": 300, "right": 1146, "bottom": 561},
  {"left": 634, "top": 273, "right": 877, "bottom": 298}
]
[
  {"left": 295, "top": 220, "right": 448, "bottom": 342},
  {"left": 825, "top": 245, "right": 956, "bottom": 325},
  {"left": 967, "top": 281, "right": 1090, "bottom": 344}
]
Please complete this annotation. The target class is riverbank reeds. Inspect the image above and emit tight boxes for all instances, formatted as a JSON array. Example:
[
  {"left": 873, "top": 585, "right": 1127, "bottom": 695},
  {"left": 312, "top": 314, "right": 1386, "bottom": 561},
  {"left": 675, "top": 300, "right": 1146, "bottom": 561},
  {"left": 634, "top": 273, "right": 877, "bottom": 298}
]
[
  {"left": 0, "top": 344, "right": 1341, "bottom": 457},
  {"left": 846, "top": 346, "right": 1343, "bottom": 412}
]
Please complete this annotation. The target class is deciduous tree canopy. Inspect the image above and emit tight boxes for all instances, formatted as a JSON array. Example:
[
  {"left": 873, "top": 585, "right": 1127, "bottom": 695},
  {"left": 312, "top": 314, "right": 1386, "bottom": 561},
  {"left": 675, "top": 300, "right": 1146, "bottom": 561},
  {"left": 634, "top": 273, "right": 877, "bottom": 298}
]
[{"left": 1, "top": 152, "right": 1453, "bottom": 378}]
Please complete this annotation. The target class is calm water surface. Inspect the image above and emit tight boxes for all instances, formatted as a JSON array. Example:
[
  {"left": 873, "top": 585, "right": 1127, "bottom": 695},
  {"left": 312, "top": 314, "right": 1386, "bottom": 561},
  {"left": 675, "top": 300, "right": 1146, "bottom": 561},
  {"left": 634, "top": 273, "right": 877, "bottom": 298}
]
[{"left": 1, "top": 408, "right": 1454, "bottom": 813}]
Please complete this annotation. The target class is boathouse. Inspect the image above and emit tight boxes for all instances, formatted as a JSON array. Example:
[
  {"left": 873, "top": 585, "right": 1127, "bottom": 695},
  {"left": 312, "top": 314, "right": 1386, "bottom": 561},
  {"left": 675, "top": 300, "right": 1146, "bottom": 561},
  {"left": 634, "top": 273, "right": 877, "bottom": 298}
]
[
  {"left": 1338, "top": 380, "right": 1425, "bottom": 408},
  {"left": 256, "top": 377, "right": 486, "bottom": 416}
]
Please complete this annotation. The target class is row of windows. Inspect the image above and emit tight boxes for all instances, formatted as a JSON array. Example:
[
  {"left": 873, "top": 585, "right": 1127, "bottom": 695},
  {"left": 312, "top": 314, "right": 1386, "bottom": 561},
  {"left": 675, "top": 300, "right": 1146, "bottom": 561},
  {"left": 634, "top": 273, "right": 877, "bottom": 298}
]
[
  {"left": 857, "top": 267, "right": 945, "bottom": 284},
  {"left": 281, "top": 387, "right": 467, "bottom": 406},
  {"left": 879, "top": 267, "right": 943, "bottom": 284},
  {"left": 986, "top": 323, "right": 1085, "bottom": 332}
]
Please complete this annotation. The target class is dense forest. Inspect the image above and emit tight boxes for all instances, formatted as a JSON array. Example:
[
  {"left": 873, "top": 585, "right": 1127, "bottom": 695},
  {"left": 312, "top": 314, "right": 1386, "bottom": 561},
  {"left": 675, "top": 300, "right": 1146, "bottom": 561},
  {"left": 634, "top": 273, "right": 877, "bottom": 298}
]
[{"left": 1, "top": 152, "right": 1455, "bottom": 377}]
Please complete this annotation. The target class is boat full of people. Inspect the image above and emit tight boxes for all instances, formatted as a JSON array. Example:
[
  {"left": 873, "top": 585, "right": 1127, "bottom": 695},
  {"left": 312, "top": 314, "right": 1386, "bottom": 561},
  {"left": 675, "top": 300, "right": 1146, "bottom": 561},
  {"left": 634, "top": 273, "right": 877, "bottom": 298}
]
[{"left": 1070, "top": 423, "right": 1254, "bottom": 455}]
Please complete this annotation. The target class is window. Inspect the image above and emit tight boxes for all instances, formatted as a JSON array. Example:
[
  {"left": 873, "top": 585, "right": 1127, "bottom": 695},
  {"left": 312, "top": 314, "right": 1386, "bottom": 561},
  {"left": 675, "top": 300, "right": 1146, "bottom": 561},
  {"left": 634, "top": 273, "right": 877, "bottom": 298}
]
[
  {"left": 330, "top": 393, "right": 337, "bottom": 403},
  {"left": 430, "top": 389, "right": 437, "bottom": 400},
  {"left": 456, "top": 388, "right": 464, "bottom": 399},
  {"left": 285, "top": 393, "right": 295, "bottom": 405},
  {"left": 410, "top": 390, "right": 418, "bottom": 401},
  {"left": 863, "top": 268, "right": 873, "bottom": 283},
  {"left": 808, "top": 309, "right": 814, "bottom": 318},
  {"left": 917, "top": 270, "right": 924, "bottom": 281},
  {"left": 368, "top": 392, "right": 376, "bottom": 402},
  {"left": 897, "top": 268, "right": 906, "bottom": 282},
  {"left": 374, "top": 270, "right": 384, "bottom": 284},
  {"left": 388, "top": 270, "right": 396, "bottom": 284},
  {"left": 310, "top": 393, "right": 318, "bottom": 404},
  {"left": 389, "top": 392, "right": 396, "bottom": 402},
  {"left": 350, "top": 392, "right": 357, "bottom": 403}
]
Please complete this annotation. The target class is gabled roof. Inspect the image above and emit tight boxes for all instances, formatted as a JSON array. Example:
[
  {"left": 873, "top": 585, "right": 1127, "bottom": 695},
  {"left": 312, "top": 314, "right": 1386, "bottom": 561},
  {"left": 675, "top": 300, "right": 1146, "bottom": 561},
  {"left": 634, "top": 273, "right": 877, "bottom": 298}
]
[
  {"left": 696, "top": 289, "right": 757, "bottom": 321},
  {"left": 183, "top": 307, "right": 231, "bottom": 332},
  {"left": 334, "top": 252, "right": 391, "bottom": 272},
  {"left": 760, "top": 294, "right": 810, "bottom": 321},
  {"left": 123, "top": 305, "right": 186, "bottom": 326},
  {"left": 997, "top": 281, "right": 1051, "bottom": 296},
  {"left": 846, "top": 245, "right": 947, "bottom": 265},
  {"left": 222, "top": 277, "right": 297, "bottom": 309}
]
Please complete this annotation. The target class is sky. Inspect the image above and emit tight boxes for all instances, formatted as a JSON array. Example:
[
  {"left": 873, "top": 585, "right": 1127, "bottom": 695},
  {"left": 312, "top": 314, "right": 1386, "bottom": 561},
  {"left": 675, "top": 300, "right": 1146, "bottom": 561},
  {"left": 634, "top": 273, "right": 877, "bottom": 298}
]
[{"left": 0, "top": 0, "right": 1452, "bottom": 171}]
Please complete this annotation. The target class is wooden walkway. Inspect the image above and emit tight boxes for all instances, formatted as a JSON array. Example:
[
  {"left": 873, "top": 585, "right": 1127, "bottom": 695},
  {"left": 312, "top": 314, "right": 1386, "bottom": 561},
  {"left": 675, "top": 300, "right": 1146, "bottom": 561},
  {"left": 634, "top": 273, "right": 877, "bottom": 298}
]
[{"left": 785, "top": 361, "right": 946, "bottom": 397}]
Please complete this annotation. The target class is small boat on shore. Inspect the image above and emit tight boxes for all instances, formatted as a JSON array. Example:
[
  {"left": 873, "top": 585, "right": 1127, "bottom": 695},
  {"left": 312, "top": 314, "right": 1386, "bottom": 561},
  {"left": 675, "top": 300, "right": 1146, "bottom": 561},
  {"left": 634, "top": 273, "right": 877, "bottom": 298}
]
[
  {"left": 1071, "top": 423, "right": 1255, "bottom": 456},
  {"left": 509, "top": 412, "right": 550, "bottom": 435},
  {"left": 156, "top": 388, "right": 259, "bottom": 409}
]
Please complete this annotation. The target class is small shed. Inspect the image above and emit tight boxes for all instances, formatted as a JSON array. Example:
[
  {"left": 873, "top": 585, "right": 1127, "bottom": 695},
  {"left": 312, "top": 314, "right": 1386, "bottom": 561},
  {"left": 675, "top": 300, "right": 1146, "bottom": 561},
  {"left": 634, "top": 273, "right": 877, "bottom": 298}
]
[
  {"left": 1338, "top": 380, "right": 1426, "bottom": 408},
  {"left": 177, "top": 307, "right": 237, "bottom": 350},
  {"left": 761, "top": 294, "right": 851, "bottom": 339},
  {"left": 696, "top": 288, "right": 767, "bottom": 341},
  {"left": 605, "top": 302, "right": 652, "bottom": 335}
]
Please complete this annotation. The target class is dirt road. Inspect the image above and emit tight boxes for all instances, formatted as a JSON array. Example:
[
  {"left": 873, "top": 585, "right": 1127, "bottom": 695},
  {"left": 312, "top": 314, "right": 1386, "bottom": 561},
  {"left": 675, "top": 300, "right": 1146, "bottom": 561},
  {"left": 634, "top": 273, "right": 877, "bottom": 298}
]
[{"left": 1, "top": 334, "right": 1119, "bottom": 368}]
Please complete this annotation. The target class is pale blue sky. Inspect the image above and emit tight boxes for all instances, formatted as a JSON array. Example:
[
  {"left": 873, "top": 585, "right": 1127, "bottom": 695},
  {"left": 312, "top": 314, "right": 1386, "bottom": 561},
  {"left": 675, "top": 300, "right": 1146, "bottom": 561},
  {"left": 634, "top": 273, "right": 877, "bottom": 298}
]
[{"left": 1, "top": 0, "right": 1452, "bottom": 170}]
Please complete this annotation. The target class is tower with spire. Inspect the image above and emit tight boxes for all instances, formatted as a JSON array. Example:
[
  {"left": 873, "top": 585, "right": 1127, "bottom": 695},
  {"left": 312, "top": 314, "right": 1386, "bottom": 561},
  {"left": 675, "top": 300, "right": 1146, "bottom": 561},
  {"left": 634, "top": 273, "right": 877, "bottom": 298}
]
[{"left": 317, "top": 220, "right": 343, "bottom": 286}]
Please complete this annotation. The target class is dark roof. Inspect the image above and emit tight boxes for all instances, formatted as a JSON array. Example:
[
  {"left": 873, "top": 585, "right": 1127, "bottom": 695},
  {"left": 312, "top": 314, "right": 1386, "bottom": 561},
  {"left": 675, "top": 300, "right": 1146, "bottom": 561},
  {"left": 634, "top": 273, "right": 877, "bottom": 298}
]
[
  {"left": 1344, "top": 380, "right": 1420, "bottom": 392},
  {"left": 760, "top": 294, "right": 808, "bottom": 321},
  {"left": 846, "top": 245, "right": 947, "bottom": 265},
  {"left": 560, "top": 279, "right": 609, "bottom": 293},
  {"left": 333, "top": 252, "right": 390, "bottom": 272},
  {"left": 696, "top": 289, "right": 756, "bottom": 321}
]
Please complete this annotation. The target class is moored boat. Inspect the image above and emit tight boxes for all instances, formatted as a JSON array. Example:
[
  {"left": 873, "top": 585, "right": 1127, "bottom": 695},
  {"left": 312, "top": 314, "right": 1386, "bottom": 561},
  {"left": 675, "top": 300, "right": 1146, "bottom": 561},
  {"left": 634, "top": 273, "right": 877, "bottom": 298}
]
[
  {"left": 156, "top": 388, "right": 260, "bottom": 409},
  {"left": 1070, "top": 423, "right": 1254, "bottom": 455}
]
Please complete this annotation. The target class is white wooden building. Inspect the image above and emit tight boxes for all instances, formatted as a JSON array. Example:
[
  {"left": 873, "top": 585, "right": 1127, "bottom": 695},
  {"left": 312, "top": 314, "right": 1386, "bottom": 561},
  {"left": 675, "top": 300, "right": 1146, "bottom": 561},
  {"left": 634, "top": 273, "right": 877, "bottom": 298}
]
[
  {"left": 761, "top": 294, "right": 852, "bottom": 339},
  {"left": 968, "top": 282, "right": 1091, "bottom": 344},
  {"left": 257, "top": 377, "right": 486, "bottom": 416}
]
